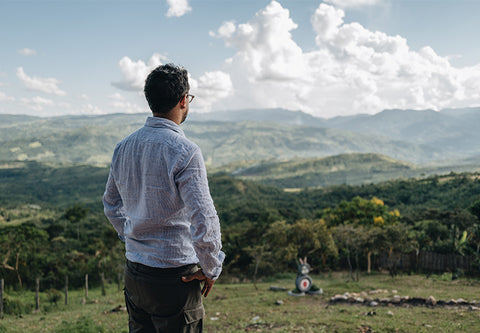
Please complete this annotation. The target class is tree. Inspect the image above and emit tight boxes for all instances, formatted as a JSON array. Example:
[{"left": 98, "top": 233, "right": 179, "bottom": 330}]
[
  {"left": 265, "top": 219, "right": 337, "bottom": 271},
  {"left": 414, "top": 220, "right": 450, "bottom": 252},
  {"left": 244, "top": 243, "right": 271, "bottom": 289},
  {"left": 63, "top": 204, "right": 88, "bottom": 223},
  {"left": 0, "top": 223, "right": 49, "bottom": 287},
  {"left": 321, "top": 196, "right": 400, "bottom": 273},
  {"left": 63, "top": 204, "right": 88, "bottom": 240},
  {"left": 332, "top": 225, "right": 365, "bottom": 281},
  {"left": 468, "top": 201, "right": 480, "bottom": 256},
  {"left": 469, "top": 200, "right": 480, "bottom": 221},
  {"left": 383, "top": 223, "right": 418, "bottom": 276}
]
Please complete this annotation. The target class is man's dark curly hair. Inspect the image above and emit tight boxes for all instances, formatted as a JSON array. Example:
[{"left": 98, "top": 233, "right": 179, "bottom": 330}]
[{"left": 144, "top": 64, "right": 190, "bottom": 115}]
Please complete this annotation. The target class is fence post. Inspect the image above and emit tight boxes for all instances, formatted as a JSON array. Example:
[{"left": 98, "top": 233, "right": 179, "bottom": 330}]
[
  {"left": 117, "top": 272, "right": 122, "bottom": 291},
  {"left": 1, "top": 278, "right": 4, "bottom": 319},
  {"left": 101, "top": 272, "right": 106, "bottom": 296},
  {"left": 35, "top": 278, "right": 40, "bottom": 312},
  {"left": 65, "top": 276, "right": 68, "bottom": 305},
  {"left": 85, "top": 274, "right": 88, "bottom": 300}
]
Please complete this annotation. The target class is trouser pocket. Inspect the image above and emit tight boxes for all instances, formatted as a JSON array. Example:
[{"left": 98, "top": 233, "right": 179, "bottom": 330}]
[
  {"left": 183, "top": 304, "right": 205, "bottom": 325},
  {"left": 149, "top": 304, "right": 204, "bottom": 332}
]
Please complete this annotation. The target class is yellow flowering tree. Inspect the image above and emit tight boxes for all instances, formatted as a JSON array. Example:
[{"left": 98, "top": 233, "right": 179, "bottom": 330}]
[{"left": 323, "top": 196, "right": 401, "bottom": 273}]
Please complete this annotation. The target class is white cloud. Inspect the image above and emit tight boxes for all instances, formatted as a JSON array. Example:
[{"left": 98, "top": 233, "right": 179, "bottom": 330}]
[
  {"left": 20, "top": 96, "right": 55, "bottom": 111},
  {"left": 312, "top": 4, "right": 345, "bottom": 41},
  {"left": 16, "top": 67, "right": 66, "bottom": 96},
  {"left": 78, "top": 103, "right": 104, "bottom": 115},
  {"left": 210, "top": 1, "right": 321, "bottom": 112},
  {"left": 0, "top": 91, "right": 15, "bottom": 102},
  {"left": 212, "top": 1, "right": 306, "bottom": 82},
  {"left": 166, "top": 0, "right": 191, "bottom": 18},
  {"left": 189, "top": 71, "right": 233, "bottom": 112},
  {"left": 209, "top": 1, "right": 480, "bottom": 117},
  {"left": 309, "top": 5, "right": 474, "bottom": 114},
  {"left": 18, "top": 48, "right": 37, "bottom": 56},
  {"left": 112, "top": 54, "right": 232, "bottom": 113},
  {"left": 112, "top": 53, "right": 166, "bottom": 91},
  {"left": 109, "top": 92, "right": 146, "bottom": 113},
  {"left": 209, "top": 21, "right": 236, "bottom": 39},
  {"left": 325, "top": 0, "right": 383, "bottom": 9}
]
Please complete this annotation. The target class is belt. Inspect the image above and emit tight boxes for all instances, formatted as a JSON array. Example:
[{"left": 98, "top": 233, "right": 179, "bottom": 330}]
[{"left": 126, "top": 260, "right": 199, "bottom": 277}]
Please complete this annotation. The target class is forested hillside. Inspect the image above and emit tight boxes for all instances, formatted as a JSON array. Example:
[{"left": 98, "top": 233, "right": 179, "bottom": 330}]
[
  {"left": 221, "top": 153, "right": 478, "bottom": 188},
  {"left": 2, "top": 162, "right": 480, "bottom": 290}
]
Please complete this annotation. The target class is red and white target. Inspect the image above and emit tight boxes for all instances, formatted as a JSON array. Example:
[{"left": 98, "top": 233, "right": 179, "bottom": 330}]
[{"left": 295, "top": 276, "right": 312, "bottom": 292}]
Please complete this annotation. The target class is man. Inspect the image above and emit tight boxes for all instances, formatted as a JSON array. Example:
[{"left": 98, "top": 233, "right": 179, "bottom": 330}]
[{"left": 103, "top": 63, "right": 225, "bottom": 332}]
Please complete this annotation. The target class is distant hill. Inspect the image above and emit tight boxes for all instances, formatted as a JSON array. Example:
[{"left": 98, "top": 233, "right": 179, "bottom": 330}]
[
  {"left": 0, "top": 113, "right": 146, "bottom": 166},
  {"left": 325, "top": 108, "right": 480, "bottom": 154},
  {"left": 0, "top": 160, "right": 108, "bottom": 209},
  {"left": 215, "top": 153, "right": 480, "bottom": 188},
  {"left": 189, "top": 108, "right": 327, "bottom": 127},
  {"left": 184, "top": 121, "right": 440, "bottom": 166},
  {"left": 1, "top": 107, "right": 480, "bottom": 180},
  {"left": 222, "top": 153, "right": 415, "bottom": 188},
  {"left": 0, "top": 111, "right": 439, "bottom": 167},
  {"left": 191, "top": 106, "right": 480, "bottom": 161}
]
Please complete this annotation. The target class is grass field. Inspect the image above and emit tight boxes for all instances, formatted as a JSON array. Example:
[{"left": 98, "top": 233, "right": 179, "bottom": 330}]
[{"left": 1, "top": 272, "right": 480, "bottom": 332}]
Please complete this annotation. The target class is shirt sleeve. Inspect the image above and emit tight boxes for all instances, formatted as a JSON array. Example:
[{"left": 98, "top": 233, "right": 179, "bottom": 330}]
[
  {"left": 175, "top": 147, "right": 225, "bottom": 280},
  {"left": 102, "top": 168, "right": 126, "bottom": 242}
]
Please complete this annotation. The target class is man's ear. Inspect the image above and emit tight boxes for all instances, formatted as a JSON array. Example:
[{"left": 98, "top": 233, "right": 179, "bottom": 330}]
[{"left": 179, "top": 95, "right": 187, "bottom": 108}]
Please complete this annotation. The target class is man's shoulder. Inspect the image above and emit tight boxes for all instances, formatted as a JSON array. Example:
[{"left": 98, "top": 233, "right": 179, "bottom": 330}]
[
  {"left": 114, "top": 127, "right": 143, "bottom": 148},
  {"left": 176, "top": 132, "right": 199, "bottom": 148},
  {"left": 172, "top": 133, "right": 201, "bottom": 158},
  {"left": 117, "top": 125, "right": 200, "bottom": 154}
]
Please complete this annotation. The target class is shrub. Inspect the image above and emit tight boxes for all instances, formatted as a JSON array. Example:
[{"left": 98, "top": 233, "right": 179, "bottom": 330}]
[
  {"left": 46, "top": 288, "right": 62, "bottom": 305},
  {"left": 2, "top": 296, "right": 33, "bottom": 315},
  {"left": 55, "top": 316, "right": 105, "bottom": 333}
]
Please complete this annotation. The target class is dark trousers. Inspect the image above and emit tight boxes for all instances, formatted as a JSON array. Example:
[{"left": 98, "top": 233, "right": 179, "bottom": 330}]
[{"left": 124, "top": 260, "right": 204, "bottom": 333}]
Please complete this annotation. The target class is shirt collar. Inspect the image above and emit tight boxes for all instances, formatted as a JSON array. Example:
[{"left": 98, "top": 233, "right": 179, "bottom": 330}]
[{"left": 144, "top": 116, "right": 185, "bottom": 136}]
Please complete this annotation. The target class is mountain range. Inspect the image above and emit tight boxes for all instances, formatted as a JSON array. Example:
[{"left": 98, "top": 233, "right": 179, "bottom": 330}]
[
  {"left": 1, "top": 107, "right": 480, "bottom": 187},
  {"left": 190, "top": 106, "right": 480, "bottom": 161}
]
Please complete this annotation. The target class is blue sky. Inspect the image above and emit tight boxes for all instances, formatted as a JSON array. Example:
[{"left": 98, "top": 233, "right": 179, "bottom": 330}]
[{"left": 1, "top": 0, "right": 480, "bottom": 118}]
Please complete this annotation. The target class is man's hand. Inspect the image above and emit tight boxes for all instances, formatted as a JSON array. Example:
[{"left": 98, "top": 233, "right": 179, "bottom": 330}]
[{"left": 182, "top": 270, "right": 215, "bottom": 297}]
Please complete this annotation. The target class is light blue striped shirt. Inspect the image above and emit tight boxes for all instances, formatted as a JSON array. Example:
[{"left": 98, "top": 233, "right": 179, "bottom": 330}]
[{"left": 103, "top": 117, "right": 224, "bottom": 279}]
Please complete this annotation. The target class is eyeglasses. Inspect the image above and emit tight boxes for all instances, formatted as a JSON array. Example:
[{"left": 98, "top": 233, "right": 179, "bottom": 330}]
[{"left": 186, "top": 94, "right": 195, "bottom": 103}]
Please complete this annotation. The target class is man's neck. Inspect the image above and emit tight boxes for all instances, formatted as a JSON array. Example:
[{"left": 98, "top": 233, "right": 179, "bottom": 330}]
[
  {"left": 151, "top": 98, "right": 186, "bottom": 125},
  {"left": 152, "top": 111, "right": 180, "bottom": 125}
]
